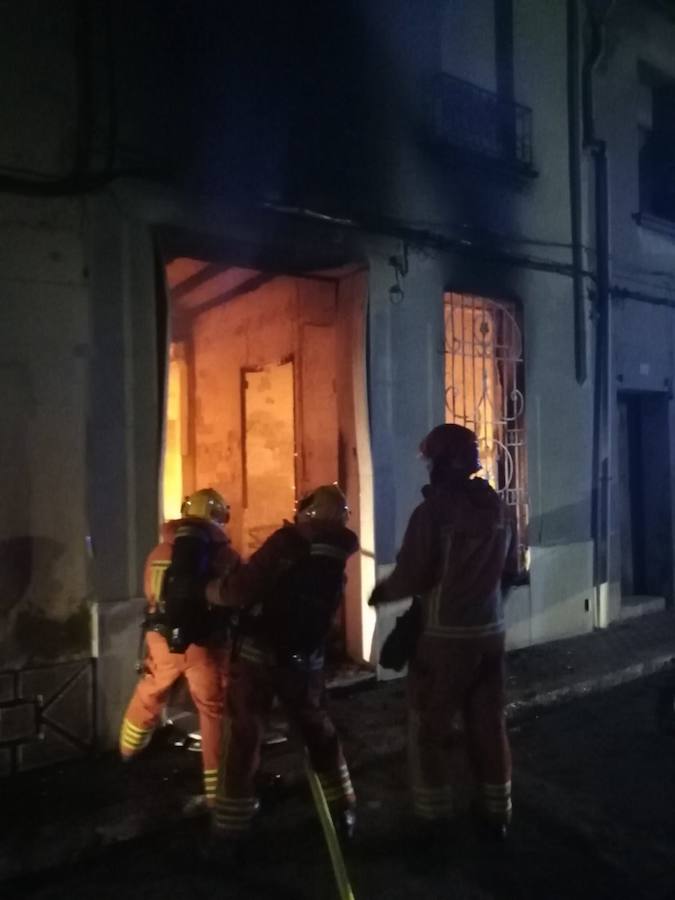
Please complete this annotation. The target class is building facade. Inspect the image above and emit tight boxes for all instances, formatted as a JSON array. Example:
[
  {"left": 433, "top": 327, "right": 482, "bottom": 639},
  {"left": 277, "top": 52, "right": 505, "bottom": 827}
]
[{"left": 0, "top": 0, "right": 674, "bottom": 772}]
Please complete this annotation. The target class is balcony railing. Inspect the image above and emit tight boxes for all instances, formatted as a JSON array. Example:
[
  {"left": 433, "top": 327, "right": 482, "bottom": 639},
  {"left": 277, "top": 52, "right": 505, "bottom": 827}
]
[{"left": 432, "top": 73, "right": 534, "bottom": 174}]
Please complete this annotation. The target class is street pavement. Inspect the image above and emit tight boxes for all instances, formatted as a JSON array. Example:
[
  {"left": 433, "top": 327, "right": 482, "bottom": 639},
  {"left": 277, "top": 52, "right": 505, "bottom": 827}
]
[{"left": 9, "top": 674, "right": 675, "bottom": 900}]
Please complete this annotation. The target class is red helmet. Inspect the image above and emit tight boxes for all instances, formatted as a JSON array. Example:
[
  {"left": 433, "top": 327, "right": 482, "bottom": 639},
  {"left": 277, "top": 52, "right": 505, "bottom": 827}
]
[{"left": 419, "top": 424, "right": 481, "bottom": 475}]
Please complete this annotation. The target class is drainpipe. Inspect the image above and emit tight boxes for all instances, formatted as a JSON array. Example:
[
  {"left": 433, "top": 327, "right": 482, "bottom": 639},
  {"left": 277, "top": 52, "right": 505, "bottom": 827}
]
[
  {"left": 584, "top": 1, "right": 615, "bottom": 628},
  {"left": 592, "top": 140, "right": 611, "bottom": 628},
  {"left": 567, "top": 0, "right": 587, "bottom": 385}
]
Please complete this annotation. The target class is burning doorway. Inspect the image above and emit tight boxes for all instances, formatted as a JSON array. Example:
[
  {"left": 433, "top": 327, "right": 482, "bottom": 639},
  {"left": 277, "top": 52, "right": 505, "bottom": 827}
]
[{"left": 159, "top": 256, "right": 375, "bottom": 662}]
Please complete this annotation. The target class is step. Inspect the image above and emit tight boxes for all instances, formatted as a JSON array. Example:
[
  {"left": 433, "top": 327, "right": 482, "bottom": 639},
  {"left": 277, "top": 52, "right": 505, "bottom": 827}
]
[{"left": 620, "top": 595, "right": 666, "bottom": 620}]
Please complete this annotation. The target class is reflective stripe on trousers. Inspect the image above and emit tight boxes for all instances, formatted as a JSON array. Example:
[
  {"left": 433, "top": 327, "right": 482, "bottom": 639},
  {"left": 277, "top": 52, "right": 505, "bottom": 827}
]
[
  {"left": 119, "top": 631, "right": 227, "bottom": 785},
  {"left": 214, "top": 655, "right": 355, "bottom": 836},
  {"left": 407, "top": 633, "right": 512, "bottom": 824}
]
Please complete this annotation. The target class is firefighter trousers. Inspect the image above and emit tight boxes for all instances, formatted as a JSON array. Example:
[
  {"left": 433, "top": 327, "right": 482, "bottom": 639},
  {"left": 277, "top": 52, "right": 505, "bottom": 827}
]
[
  {"left": 407, "top": 633, "right": 512, "bottom": 825},
  {"left": 119, "top": 630, "right": 227, "bottom": 801},
  {"left": 214, "top": 644, "right": 355, "bottom": 836}
]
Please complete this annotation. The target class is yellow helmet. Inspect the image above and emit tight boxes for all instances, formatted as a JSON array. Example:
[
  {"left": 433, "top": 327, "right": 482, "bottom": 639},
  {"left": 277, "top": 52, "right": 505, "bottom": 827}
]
[
  {"left": 296, "top": 484, "right": 349, "bottom": 525},
  {"left": 181, "top": 488, "right": 230, "bottom": 526}
]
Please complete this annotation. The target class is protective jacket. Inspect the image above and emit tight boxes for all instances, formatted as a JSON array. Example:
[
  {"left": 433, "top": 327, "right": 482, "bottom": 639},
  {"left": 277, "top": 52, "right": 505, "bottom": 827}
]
[
  {"left": 376, "top": 478, "right": 515, "bottom": 640},
  {"left": 213, "top": 519, "right": 358, "bottom": 838},
  {"left": 226, "top": 520, "right": 359, "bottom": 656},
  {"left": 145, "top": 518, "right": 239, "bottom": 615}
]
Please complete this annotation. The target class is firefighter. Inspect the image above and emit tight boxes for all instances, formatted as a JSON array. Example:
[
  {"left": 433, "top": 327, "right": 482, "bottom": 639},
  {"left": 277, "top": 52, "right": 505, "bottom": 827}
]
[
  {"left": 209, "top": 484, "right": 359, "bottom": 858},
  {"left": 119, "top": 488, "right": 240, "bottom": 807},
  {"left": 369, "top": 425, "right": 517, "bottom": 840}
]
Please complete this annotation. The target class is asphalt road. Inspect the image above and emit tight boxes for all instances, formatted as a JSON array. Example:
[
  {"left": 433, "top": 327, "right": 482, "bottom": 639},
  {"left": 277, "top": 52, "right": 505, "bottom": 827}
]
[{"left": 10, "top": 676, "right": 675, "bottom": 900}]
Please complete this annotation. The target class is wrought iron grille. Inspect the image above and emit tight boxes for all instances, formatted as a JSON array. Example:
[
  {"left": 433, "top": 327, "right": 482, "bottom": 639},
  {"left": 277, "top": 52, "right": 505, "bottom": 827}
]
[
  {"left": 0, "top": 660, "right": 95, "bottom": 774},
  {"left": 444, "top": 293, "right": 528, "bottom": 561},
  {"left": 433, "top": 73, "right": 534, "bottom": 172}
]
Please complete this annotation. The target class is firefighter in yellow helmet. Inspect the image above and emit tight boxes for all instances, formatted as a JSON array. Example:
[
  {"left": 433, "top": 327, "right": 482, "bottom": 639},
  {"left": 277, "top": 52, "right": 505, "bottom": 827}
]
[
  {"left": 180, "top": 487, "right": 231, "bottom": 524},
  {"left": 209, "top": 484, "right": 359, "bottom": 862},
  {"left": 119, "top": 488, "right": 240, "bottom": 807}
]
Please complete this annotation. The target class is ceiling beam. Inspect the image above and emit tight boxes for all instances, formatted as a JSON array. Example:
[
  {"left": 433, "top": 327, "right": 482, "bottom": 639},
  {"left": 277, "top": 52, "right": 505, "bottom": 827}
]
[
  {"left": 185, "top": 273, "right": 277, "bottom": 319},
  {"left": 172, "top": 263, "right": 230, "bottom": 301}
]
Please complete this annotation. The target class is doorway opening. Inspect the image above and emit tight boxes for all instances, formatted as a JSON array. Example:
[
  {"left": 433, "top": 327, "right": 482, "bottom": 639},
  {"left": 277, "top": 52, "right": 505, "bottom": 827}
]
[
  {"left": 618, "top": 392, "right": 672, "bottom": 616},
  {"left": 159, "top": 255, "right": 375, "bottom": 662}
]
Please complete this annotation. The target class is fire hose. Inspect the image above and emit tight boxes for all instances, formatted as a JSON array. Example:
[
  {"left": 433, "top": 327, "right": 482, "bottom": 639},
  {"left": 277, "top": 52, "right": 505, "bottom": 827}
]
[{"left": 305, "top": 763, "right": 356, "bottom": 900}]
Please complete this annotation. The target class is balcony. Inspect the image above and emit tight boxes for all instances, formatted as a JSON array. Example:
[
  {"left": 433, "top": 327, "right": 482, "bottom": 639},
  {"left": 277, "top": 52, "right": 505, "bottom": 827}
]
[{"left": 431, "top": 73, "right": 535, "bottom": 177}]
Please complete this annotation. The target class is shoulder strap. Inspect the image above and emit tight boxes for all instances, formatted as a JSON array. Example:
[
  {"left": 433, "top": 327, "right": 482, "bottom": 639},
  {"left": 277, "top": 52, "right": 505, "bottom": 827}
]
[{"left": 309, "top": 541, "right": 351, "bottom": 562}]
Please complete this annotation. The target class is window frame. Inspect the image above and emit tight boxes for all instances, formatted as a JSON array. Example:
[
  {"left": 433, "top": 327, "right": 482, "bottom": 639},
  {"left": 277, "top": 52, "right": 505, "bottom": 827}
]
[{"left": 443, "top": 291, "right": 529, "bottom": 568}]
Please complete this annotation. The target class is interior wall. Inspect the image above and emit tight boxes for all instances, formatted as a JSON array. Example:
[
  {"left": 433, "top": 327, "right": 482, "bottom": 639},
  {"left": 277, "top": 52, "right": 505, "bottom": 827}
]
[
  {"left": 242, "top": 361, "right": 296, "bottom": 554},
  {"left": 187, "top": 277, "right": 295, "bottom": 552},
  {"left": 296, "top": 279, "right": 339, "bottom": 495},
  {"left": 181, "top": 275, "right": 340, "bottom": 555}
]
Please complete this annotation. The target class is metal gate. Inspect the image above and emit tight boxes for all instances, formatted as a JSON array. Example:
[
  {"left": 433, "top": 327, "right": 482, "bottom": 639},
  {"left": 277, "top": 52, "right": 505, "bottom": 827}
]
[
  {"left": 0, "top": 660, "right": 95, "bottom": 776},
  {"left": 444, "top": 292, "right": 528, "bottom": 562}
]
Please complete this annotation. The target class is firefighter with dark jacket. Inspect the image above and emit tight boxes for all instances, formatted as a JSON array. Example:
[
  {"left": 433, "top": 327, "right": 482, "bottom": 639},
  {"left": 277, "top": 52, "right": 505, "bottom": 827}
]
[
  {"left": 369, "top": 425, "right": 518, "bottom": 839},
  {"left": 119, "top": 488, "right": 240, "bottom": 806},
  {"left": 208, "top": 484, "right": 359, "bottom": 855}
]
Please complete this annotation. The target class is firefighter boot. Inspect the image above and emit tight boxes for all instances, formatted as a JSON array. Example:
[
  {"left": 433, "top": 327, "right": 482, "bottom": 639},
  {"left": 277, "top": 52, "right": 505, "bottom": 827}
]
[
  {"left": 256, "top": 770, "right": 284, "bottom": 809},
  {"left": 478, "top": 818, "right": 510, "bottom": 843},
  {"left": 336, "top": 807, "right": 357, "bottom": 845}
]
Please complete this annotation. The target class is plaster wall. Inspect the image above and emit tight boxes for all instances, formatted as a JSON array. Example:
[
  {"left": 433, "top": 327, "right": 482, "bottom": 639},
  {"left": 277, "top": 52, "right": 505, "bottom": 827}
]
[
  {"left": 365, "top": 0, "right": 595, "bottom": 648},
  {"left": 441, "top": 0, "right": 497, "bottom": 92},
  {"left": 0, "top": 196, "right": 90, "bottom": 668},
  {"left": 0, "top": 2, "right": 77, "bottom": 177},
  {"left": 190, "top": 279, "right": 297, "bottom": 554},
  {"left": 366, "top": 240, "right": 594, "bottom": 650},
  {"left": 589, "top": 0, "right": 675, "bottom": 616},
  {"left": 187, "top": 276, "right": 339, "bottom": 555}
]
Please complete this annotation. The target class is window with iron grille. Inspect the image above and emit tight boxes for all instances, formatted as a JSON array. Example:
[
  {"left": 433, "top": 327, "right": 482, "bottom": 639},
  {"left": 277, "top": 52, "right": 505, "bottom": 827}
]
[
  {"left": 638, "top": 67, "right": 675, "bottom": 223},
  {"left": 444, "top": 292, "right": 528, "bottom": 565}
]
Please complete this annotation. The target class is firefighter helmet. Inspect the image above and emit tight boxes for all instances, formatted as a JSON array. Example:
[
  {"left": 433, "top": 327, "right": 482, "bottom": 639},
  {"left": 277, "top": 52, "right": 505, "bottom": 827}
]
[
  {"left": 296, "top": 484, "right": 349, "bottom": 525},
  {"left": 419, "top": 424, "right": 481, "bottom": 475},
  {"left": 181, "top": 488, "right": 230, "bottom": 525}
]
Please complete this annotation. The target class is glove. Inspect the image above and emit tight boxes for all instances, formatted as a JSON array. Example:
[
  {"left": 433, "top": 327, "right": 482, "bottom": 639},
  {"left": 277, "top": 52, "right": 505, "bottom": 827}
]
[{"left": 368, "top": 582, "right": 390, "bottom": 607}]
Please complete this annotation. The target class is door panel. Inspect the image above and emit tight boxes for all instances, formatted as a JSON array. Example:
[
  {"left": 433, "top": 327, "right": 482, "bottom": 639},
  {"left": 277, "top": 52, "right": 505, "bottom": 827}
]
[{"left": 242, "top": 361, "right": 296, "bottom": 554}]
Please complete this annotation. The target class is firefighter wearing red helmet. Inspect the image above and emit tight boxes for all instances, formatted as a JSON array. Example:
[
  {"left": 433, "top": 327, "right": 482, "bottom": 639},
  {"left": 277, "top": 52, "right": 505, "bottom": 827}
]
[
  {"left": 370, "top": 424, "right": 518, "bottom": 840},
  {"left": 119, "top": 488, "right": 240, "bottom": 807},
  {"left": 418, "top": 422, "right": 482, "bottom": 476},
  {"left": 207, "top": 484, "right": 359, "bottom": 862}
]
